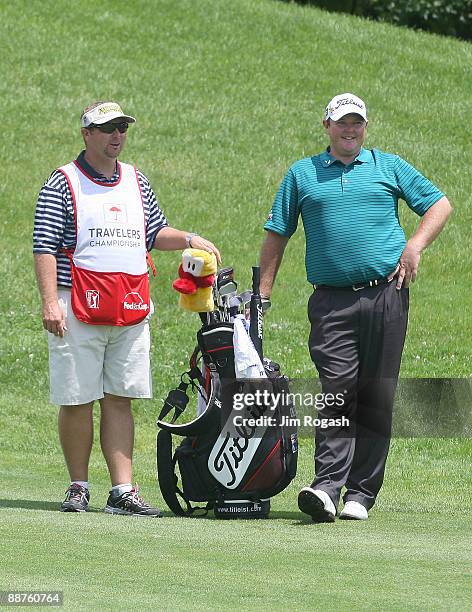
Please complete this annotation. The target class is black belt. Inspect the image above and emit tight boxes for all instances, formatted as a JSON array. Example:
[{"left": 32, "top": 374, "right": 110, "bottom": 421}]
[{"left": 313, "top": 276, "right": 394, "bottom": 292}]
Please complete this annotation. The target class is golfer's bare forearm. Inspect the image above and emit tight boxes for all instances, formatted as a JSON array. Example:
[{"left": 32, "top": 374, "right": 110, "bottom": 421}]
[
  {"left": 153, "top": 227, "right": 188, "bottom": 250},
  {"left": 35, "top": 253, "right": 66, "bottom": 334},
  {"left": 259, "top": 231, "right": 289, "bottom": 298},
  {"left": 153, "top": 226, "right": 221, "bottom": 262},
  {"left": 34, "top": 253, "right": 59, "bottom": 306},
  {"left": 409, "top": 196, "right": 453, "bottom": 251}
]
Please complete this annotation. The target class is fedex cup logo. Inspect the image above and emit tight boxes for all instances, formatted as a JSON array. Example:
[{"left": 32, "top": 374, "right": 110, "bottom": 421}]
[
  {"left": 123, "top": 292, "right": 149, "bottom": 311},
  {"left": 86, "top": 290, "right": 100, "bottom": 309}
]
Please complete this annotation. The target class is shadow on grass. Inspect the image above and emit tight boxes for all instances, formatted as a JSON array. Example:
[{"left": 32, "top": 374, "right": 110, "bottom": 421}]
[
  {"left": 264, "top": 510, "right": 306, "bottom": 522},
  {"left": 168, "top": 509, "right": 311, "bottom": 523},
  {"left": 0, "top": 498, "right": 102, "bottom": 513},
  {"left": 0, "top": 500, "right": 333, "bottom": 524}
]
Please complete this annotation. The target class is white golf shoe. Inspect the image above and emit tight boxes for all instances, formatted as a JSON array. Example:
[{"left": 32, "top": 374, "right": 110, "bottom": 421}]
[
  {"left": 298, "top": 487, "right": 336, "bottom": 523},
  {"left": 339, "top": 500, "right": 368, "bottom": 520}
]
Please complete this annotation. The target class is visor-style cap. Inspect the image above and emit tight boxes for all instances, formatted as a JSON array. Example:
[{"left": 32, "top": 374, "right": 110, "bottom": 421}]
[
  {"left": 324, "top": 93, "right": 367, "bottom": 121},
  {"left": 81, "top": 102, "right": 136, "bottom": 127}
]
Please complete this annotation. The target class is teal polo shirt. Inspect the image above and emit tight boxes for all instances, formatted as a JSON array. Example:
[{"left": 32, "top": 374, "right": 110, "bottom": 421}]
[{"left": 264, "top": 148, "right": 444, "bottom": 286}]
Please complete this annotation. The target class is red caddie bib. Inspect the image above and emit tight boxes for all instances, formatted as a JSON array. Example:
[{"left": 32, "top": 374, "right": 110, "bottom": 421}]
[{"left": 59, "top": 160, "right": 151, "bottom": 326}]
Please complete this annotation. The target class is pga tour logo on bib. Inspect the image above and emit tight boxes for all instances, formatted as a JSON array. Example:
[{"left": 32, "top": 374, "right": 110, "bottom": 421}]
[
  {"left": 84, "top": 290, "right": 148, "bottom": 312},
  {"left": 86, "top": 290, "right": 100, "bottom": 309},
  {"left": 85, "top": 289, "right": 149, "bottom": 311}
]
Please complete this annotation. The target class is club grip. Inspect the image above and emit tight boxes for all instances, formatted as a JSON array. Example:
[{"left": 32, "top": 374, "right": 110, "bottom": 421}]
[
  {"left": 250, "top": 266, "right": 263, "bottom": 360},
  {"left": 252, "top": 266, "right": 260, "bottom": 296}
]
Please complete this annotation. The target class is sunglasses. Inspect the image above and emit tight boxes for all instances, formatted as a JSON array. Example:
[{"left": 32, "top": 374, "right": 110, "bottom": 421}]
[{"left": 91, "top": 122, "right": 129, "bottom": 134}]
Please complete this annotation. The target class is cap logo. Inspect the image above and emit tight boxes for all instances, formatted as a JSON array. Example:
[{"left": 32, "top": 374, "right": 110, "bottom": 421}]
[
  {"left": 325, "top": 94, "right": 366, "bottom": 120},
  {"left": 81, "top": 101, "right": 135, "bottom": 127},
  {"left": 333, "top": 97, "right": 364, "bottom": 111},
  {"left": 97, "top": 103, "right": 121, "bottom": 115}
]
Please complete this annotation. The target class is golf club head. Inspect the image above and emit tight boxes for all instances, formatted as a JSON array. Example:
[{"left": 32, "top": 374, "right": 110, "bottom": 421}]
[
  {"left": 216, "top": 267, "right": 234, "bottom": 289},
  {"left": 218, "top": 280, "right": 238, "bottom": 297},
  {"left": 228, "top": 294, "right": 243, "bottom": 320},
  {"left": 238, "top": 290, "right": 252, "bottom": 307},
  {"left": 214, "top": 269, "right": 235, "bottom": 315},
  {"left": 229, "top": 295, "right": 243, "bottom": 308},
  {"left": 219, "top": 285, "right": 238, "bottom": 321}
]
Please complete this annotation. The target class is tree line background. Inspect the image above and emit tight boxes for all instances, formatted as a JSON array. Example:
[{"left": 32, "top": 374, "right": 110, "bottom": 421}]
[{"left": 284, "top": 0, "right": 472, "bottom": 41}]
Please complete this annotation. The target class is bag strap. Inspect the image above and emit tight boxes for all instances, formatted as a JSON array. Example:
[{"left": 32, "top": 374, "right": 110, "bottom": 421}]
[
  {"left": 158, "top": 353, "right": 208, "bottom": 424},
  {"left": 146, "top": 252, "right": 157, "bottom": 277},
  {"left": 156, "top": 429, "right": 211, "bottom": 517},
  {"left": 157, "top": 365, "right": 221, "bottom": 437},
  {"left": 189, "top": 346, "right": 206, "bottom": 388},
  {"left": 157, "top": 380, "right": 190, "bottom": 423}
]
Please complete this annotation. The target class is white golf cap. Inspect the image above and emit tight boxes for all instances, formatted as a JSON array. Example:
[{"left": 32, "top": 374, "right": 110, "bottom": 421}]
[
  {"left": 324, "top": 93, "right": 367, "bottom": 122},
  {"left": 81, "top": 101, "right": 136, "bottom": 127}
]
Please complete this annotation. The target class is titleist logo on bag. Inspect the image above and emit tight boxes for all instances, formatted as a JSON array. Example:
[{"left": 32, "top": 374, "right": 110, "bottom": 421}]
[
  {"left": 210, "top": 431, "right": 262, "bottom": 489},
  {"left": 209, "top": 394, "right": 269, "bottom": 488}
]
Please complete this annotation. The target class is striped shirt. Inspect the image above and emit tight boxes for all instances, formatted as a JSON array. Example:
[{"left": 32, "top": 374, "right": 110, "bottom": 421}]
[
  {"left": 264, "top": 148, "right": 444, "bottom": 286},
  {"left": 33, "top": 151, "right": 168, "bottom": 287}
]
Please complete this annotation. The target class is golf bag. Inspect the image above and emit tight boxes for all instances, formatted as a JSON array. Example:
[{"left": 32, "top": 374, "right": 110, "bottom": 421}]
[{"left": 156, "top": 321, "right": 298, "bottom": 518}]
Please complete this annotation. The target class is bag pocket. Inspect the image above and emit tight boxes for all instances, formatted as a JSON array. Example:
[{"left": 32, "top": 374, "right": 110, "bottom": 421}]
[
  {"left": 176, "top": 438, "right": 219, "bottom": 502},
  {"left": 70, "top": 264, "right": 150, "bottom": 326}
]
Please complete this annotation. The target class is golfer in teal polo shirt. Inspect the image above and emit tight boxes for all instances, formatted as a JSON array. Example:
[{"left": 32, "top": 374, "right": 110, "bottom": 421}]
[{"left": 260, "top": 93, "right": 452, "bottom": 523}]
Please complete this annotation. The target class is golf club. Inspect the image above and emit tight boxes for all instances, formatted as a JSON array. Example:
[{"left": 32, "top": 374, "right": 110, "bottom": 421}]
[{"left": 249, "top": 266, "right": 263, "bottom": 360}]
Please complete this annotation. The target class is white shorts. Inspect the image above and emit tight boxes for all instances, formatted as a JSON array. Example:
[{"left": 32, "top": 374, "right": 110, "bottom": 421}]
[{"left": 48, "top": 288, "right": 153, "bottom": 405}]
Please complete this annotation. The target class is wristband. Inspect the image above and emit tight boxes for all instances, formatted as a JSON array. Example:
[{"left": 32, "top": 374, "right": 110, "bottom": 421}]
[{"left": 185, "top": 233, "right": 199, "bottom": 248}]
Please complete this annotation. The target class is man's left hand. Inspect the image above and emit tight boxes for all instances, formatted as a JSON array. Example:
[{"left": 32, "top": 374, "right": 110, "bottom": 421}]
[
  {"left": 396, "top": 240, "right": 422, "bottom": 289},
  {"left": 190, "top": 235, "right": 221, "bottom": 264}
]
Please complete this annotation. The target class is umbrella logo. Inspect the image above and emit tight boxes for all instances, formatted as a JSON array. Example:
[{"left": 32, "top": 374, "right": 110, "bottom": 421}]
[
  {"left": 103, "top": 203, "right": 127, "bottom": 223},
  {"left": 110, "top": 206, "right": 121, "bottom": 221}
]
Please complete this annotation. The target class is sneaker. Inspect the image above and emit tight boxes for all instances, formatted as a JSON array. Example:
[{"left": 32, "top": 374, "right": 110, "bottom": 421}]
[
  {"left": 339, "top": 500, "right": 368, "bottom": 520},
  {"left": 61, "top": 483, "right": 89, "bottom": 512},
  {"left": 298, "top": 487, "right": 336, "bottom": 523},
  {"left": 104, "top": 485, "right": 163, "bottom": 517}
]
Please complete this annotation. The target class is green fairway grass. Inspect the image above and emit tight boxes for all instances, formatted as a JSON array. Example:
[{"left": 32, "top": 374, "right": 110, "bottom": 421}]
[
  {"left": 0, "top": 0, "right": 471, "bottom": 609},
  {"left": 1, "top": 437, "right": 472, "bottom": 611}
]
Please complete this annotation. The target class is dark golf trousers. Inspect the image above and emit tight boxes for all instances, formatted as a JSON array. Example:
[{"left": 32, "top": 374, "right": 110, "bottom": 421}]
[{"left": 308, "top": 280, "right": 409, "bottom": 510}]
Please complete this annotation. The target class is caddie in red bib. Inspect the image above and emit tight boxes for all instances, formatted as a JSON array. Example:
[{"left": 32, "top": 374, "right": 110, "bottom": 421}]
[
  {"left": 33, "top": 99, "right": 221, "bottom": 516},
  {"left": 60, "top": 160, "right": 151, "bottom": 326}
]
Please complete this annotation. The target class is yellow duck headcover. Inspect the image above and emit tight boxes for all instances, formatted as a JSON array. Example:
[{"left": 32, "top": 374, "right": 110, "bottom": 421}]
[{"left": 172, "top": 249, "right": 217, "bottom": 312}]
